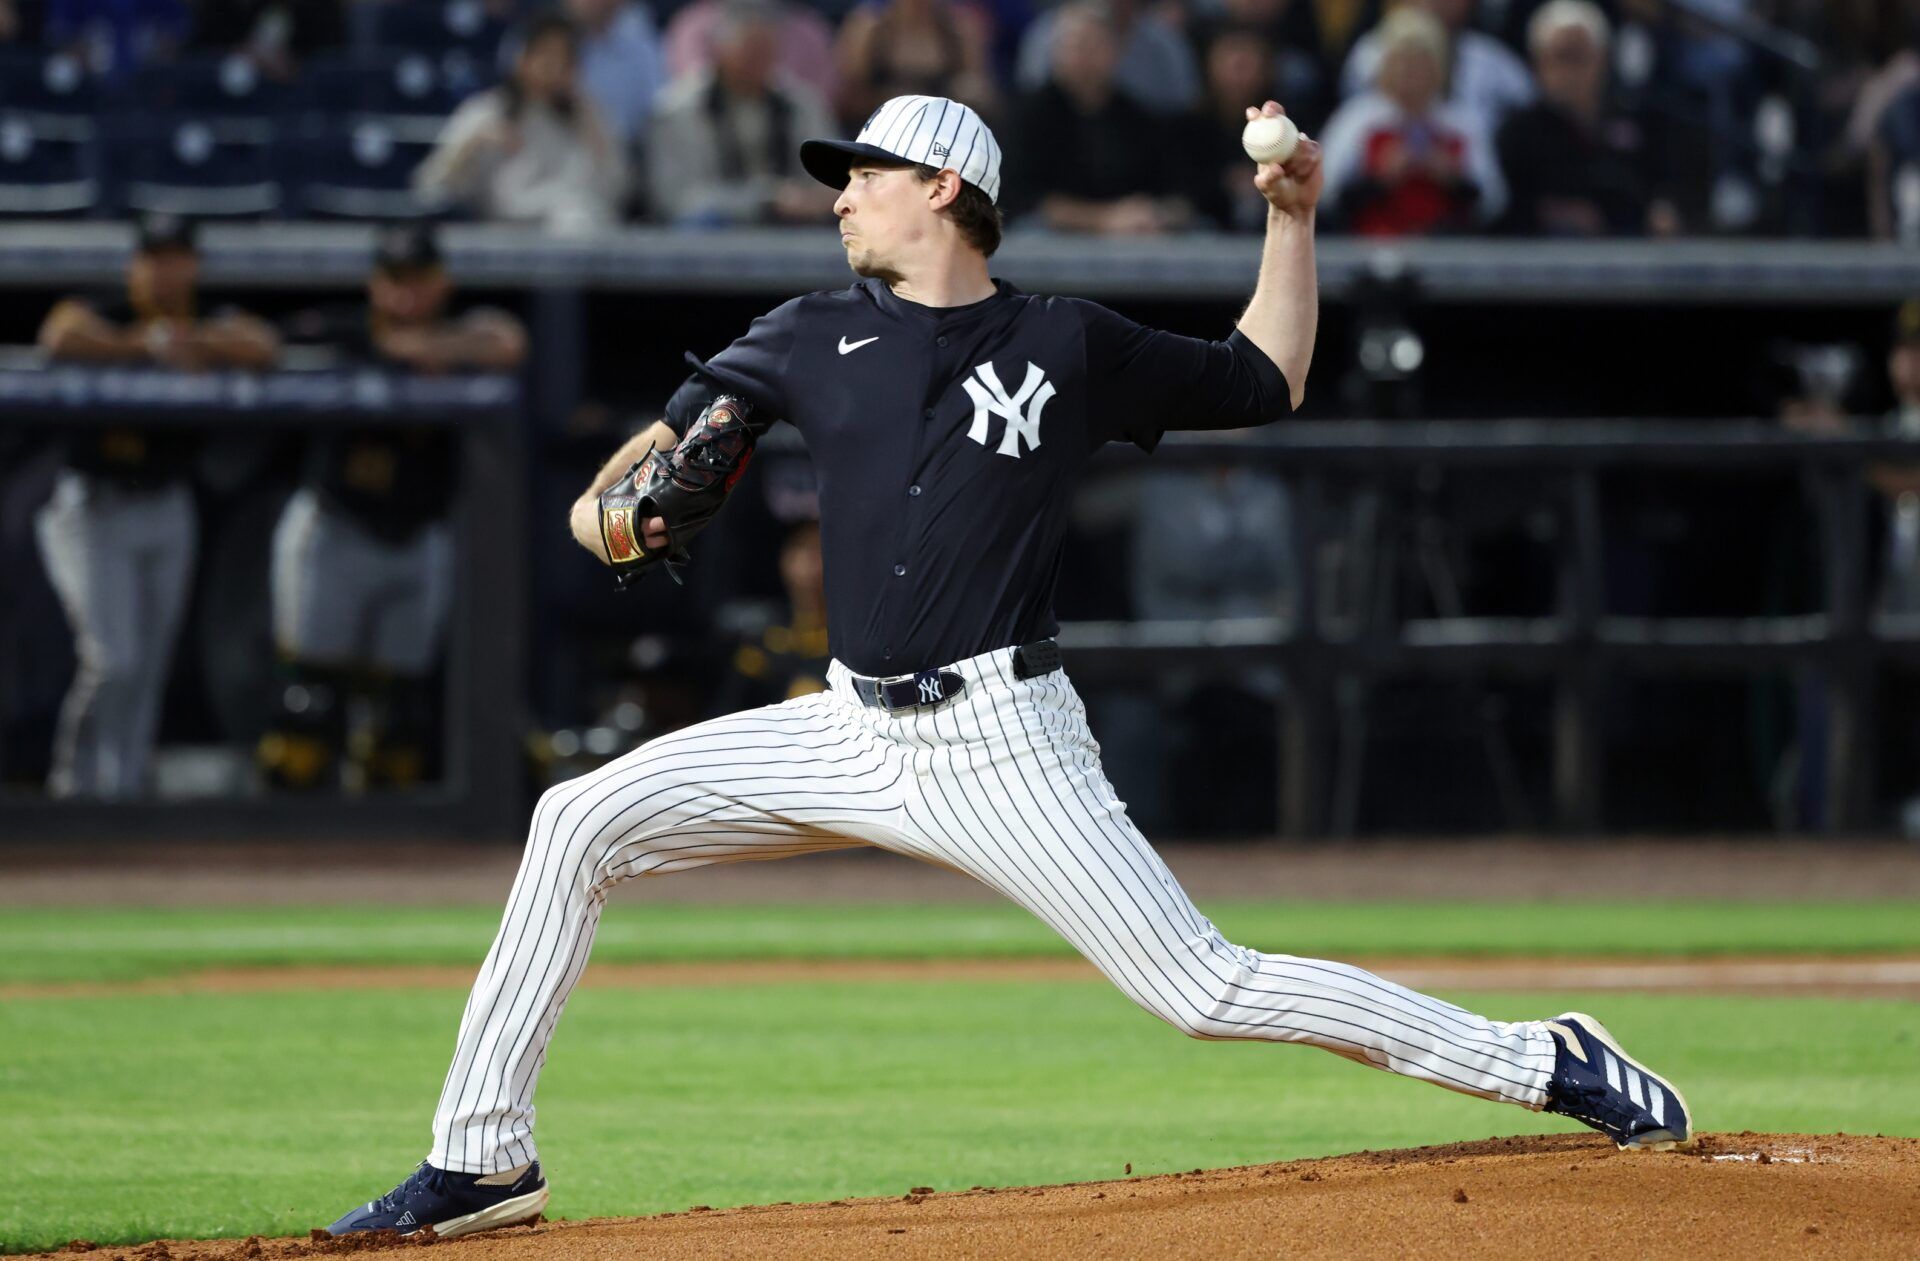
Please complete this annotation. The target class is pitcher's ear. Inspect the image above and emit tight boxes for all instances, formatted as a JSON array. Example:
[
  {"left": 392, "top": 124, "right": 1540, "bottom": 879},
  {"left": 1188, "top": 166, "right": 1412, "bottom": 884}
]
[{"left": 929, "top": 169, "right": 963, "bottom": 210}]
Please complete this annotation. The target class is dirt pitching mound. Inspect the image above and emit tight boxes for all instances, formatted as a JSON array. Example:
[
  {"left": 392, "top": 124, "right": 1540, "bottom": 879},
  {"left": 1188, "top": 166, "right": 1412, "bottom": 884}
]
[{"left": 32, "top": 1133, "right": 1917, "bottom": 1261}]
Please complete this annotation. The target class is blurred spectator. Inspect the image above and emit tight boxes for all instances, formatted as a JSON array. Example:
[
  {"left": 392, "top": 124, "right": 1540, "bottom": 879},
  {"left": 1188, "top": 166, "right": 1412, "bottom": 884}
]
[
  {"left": 1191, "top": 0, "right": 1333, "bottom": 132},
  {"left": 1015, "top": 0, "right": 1201, "bottom": 116},
  {"left": 44, "top": 0, "right": 187, "bottom": 81},
  {"left": 1170, "top": 22, "right": 1282, "bottom": 230},
  {"left": 1865, "top": 75, "right": 1920, "bottom": 242},
  {"left": 664, "top": 0, "right": 838, "bottom": 107},
  {"left": 1004, "top": 0, "right": 1191, "bottom": 232},
  {"left": 1339, "top": 0, "right": 1533, "bottom": 137},
  {"left": 1305, "top": 0, "right": 1379, "bottom": 62},
  {"left": 261, "top": 224, "right": 526, "bottom": 793},
  {"left": 1881, "top": 304, "right": 1920, "bottom": 836},
  {"left": 1833, "top": 4, "right": 1920, "bottom": 176},
  {"left": 716, "top": 520, "right": 830, "bottom": 712},
  {"left": 415, "top": 11, "right": 630, "bottom": 234},
  {"left": 188, "top": 0, "right": 345, "bottom": 79},
  {"left": 1871, "top": 299, "right": 1920, "bottom": 615},
  {"left": 33, "top": 213, "right": 279, "bottom": 798},
  {"left": 1770, "top": 0, "right": 1910, "bottom": 147},
  {"left": 1609, "top": 0, "right": 1757, "bottom": 220},
  {"left": 834, "top": 0, "right": 1000, "bottom": 127},
  {"left": 645, "top": 0, "right": 838, "bottom": 226},
  {"left": 1198, "top": 0, "right": 1320, "bottom": 54},
  {"left": 1495, "top": 0, "right": 1686, "bottom": 235},
  {"left": 1319, "top": 5, "right": 1504, "bottom": 233},
  {"left": 565, "top": 0, "right": 668, "bottom": 149},
  {"left": 972, "top": 0, "right": 1034, "bottom": 80}
]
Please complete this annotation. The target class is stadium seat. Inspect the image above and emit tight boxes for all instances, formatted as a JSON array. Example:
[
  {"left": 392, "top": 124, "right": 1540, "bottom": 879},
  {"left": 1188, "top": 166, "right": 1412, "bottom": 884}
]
[
  {"left": 291, "top": 116, "right": 448, "bottom": 220},
  {"left": 0, "top": 111, "right": 99, "bottom": 216},
  {"left": 298, "top": 50, "right": 480, "bottom": 120},
  {"left": 370, "top": 0, "right": 506, "bottom": 62},
  {"left": 107, "top": 114, "right": 281, "bottom": 217},
  {"left": 0, "top": 49, "right": 99, "bottom": 115},
  {"left": 124, "top": 54, "right": 289, "bottom": 116}
]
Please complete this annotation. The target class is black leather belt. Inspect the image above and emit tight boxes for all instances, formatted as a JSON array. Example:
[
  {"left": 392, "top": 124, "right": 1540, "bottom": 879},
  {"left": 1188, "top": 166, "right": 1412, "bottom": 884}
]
[{"left": 849, "top": 638, "right": 1062, "bottom": 712}]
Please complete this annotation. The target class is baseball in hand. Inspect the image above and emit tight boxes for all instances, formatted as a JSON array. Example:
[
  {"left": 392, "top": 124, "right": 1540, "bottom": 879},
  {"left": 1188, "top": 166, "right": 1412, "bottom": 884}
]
[{"left": 1242, "top": 113, "right": 1299, "bottom": 166}]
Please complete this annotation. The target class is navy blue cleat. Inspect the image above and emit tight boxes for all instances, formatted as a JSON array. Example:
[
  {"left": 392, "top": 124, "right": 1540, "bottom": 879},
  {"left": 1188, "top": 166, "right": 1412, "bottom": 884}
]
[
  {"left": 327, "top": 1160, "right": 549, "bottom": 1239},
  {"left": 1542, "top": 1012, "right": 1695, "bottom": 1151}
]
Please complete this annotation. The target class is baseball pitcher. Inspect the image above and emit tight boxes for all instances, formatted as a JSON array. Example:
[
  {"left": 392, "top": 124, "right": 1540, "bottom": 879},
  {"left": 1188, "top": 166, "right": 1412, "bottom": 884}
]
[{"left": 328, "top": 96, "right": 1693, "bottom": 1240}]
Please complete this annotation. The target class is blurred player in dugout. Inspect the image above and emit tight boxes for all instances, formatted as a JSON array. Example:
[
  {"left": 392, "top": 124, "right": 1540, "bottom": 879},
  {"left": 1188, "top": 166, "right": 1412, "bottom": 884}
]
[
  {"left": 36, "top": 213, "right": 280, "bottom": 798},
  {"left": 709, "top": 423, "right": 832, "bottom": 712},
  {"left": 717, "top": 519, "right": 830, "bottom": 711},
  {"left": 260, "top": 224, "right": 527, "bottom": 791}
]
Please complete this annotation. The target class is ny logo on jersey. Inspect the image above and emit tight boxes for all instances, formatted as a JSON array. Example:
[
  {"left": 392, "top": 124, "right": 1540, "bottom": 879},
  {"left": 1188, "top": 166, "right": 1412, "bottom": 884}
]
[
  {"left": 962, "top": 361, "right": 1055, "bottom": 459},
  {"left": 916, "top": 672, "right": 943, "bottom": 704}
]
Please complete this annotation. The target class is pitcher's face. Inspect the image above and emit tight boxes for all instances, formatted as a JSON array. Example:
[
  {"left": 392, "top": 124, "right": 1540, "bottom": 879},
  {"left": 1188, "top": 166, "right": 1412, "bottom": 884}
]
[{"left": 834, "top": 164, "right": 934, "bottom": 280}]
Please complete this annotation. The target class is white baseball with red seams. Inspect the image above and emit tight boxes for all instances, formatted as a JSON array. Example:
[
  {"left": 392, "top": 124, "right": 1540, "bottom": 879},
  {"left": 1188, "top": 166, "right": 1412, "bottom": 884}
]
[{"left": 1243, "top": 114, "right": 1301, "bottom": 165}]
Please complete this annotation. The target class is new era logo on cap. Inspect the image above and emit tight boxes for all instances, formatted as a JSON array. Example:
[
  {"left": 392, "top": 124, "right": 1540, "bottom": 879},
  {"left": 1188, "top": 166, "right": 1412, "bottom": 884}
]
[{"left": 799, "top": 95, "right": 1002, "bottom": 205}]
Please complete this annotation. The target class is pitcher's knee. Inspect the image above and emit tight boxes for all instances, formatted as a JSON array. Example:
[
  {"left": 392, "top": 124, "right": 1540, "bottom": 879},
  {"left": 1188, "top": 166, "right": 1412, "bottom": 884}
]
[
  {"left": 1170, "top": 1010, "right": 1243, "bottom": 1041},
  {"left": 524, "top": 753, "right": 682, "bottom": 882},
  {"left": 1122, "top": 983, "right": 1237, "bottom": 1041},
  {"left": 1129, "top": 970, "right": 1252, "bottom": 1041},
  {"left": 526, "top": 781, "right": 572, "bottom": 842},
  {"left": 523, "top": 778, "right": 607, "bottom": 866}
]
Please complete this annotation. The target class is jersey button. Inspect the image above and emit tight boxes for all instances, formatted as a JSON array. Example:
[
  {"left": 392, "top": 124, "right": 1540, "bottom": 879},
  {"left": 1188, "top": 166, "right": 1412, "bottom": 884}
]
[
  {"left": 936, "top": 335, "right": 949, "bottom": 347},
  {"left": 922, "top": 407, "right": 935, "bottom": 419},
  {"left": 907, "top": 485, "right": 921, "bottom": 497},
  {"left": 893, "top": 564, "right": 907, "bottom": 576}
]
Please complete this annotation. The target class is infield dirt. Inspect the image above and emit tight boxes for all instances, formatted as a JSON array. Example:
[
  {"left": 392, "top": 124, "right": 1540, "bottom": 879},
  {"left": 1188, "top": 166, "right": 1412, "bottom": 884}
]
[{"left": 26, "top": 1132, "right": 1918, "bottom": 1261}]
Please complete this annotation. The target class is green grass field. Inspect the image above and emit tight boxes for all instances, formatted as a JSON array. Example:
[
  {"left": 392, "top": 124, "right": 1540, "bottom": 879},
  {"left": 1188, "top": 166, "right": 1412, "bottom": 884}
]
[
  {"left": 7, "top": 900, "right": 1920, "bottom": 984},
  {"left": 3, "top": 900, "right": 1917, "bottom": 1253}
]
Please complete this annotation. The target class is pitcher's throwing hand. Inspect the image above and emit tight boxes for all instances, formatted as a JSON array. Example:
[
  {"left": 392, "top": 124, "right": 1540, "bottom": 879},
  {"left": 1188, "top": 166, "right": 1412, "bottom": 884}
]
[{"left": 1247, "top": 101, "right": 1324, "bottom": 218}]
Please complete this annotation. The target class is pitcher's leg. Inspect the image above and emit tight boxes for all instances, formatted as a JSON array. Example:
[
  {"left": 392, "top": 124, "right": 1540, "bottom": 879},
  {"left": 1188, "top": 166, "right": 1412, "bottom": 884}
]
[
  {"left": 430, "top": 694, "right": 902, "bottom": 1172},
  {"left": 907, "top": 669, "right": 1555, "bottom": 1108}
]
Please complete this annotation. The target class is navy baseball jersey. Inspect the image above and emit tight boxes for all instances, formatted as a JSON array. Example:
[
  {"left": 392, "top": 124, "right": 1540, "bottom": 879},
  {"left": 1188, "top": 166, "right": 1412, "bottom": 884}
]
[{"left": 665, "top": 277, "right": 1293, "bottom": 676}]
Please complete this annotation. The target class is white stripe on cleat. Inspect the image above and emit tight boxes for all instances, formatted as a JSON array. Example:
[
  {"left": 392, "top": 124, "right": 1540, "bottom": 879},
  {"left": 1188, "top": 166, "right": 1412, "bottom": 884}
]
[{"left": 431, "top": 1186, "right": 550, "bottom": 1240}]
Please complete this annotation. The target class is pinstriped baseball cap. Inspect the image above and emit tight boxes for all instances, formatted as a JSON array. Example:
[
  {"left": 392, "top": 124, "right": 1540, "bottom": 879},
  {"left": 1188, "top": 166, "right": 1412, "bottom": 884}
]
[{"left": 800, "top": 95, "right": 1002, "bottom": 205}]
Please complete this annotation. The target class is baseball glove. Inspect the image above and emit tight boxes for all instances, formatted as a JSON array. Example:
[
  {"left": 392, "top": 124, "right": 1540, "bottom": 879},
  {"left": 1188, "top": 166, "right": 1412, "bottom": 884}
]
[{"left": 598, "top": 395, "right": 759, "bottom": 588}]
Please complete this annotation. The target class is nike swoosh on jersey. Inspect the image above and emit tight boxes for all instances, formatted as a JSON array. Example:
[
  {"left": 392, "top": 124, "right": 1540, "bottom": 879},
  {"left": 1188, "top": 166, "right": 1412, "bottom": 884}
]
[{"left": 838, "top": 336, "right": 880, "bottom": 355}]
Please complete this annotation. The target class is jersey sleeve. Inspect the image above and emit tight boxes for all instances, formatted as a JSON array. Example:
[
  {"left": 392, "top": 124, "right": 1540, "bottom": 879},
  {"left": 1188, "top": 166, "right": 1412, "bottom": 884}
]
[
  {"left": 1072, "top": 299, "right": 1293, "bottom": 452},
  {"left": 664, "top": 296, "right": 803, "bottom": 436}
]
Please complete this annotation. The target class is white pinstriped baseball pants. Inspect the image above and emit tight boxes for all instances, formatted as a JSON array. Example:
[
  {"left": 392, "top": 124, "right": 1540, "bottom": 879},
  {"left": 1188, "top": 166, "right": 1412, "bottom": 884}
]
[{"left": 429, "top": 645, "right": 1558, "bottom": 1173}]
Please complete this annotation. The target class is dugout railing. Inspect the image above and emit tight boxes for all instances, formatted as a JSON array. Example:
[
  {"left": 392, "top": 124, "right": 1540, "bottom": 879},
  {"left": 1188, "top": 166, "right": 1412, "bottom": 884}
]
[
  {"left": 6, "top": 226, "right": 1920, "bottom": 840},
  {"left": 8, "top": 223, "right": 1920, "bottom": 301},
  {"left": 1068, "top": 422, "right": 1920, "bottom": 838}
]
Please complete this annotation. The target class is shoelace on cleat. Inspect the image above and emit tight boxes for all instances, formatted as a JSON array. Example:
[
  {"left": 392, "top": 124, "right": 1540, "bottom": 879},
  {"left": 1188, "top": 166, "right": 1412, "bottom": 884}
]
[
  {"left": 1551, "top": 1079, "right": 1652, "bottom": 1140},
  {"left": 374, "top": 1162, "right": 451, "bottom": 1212}
]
